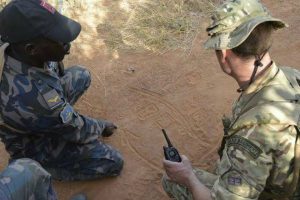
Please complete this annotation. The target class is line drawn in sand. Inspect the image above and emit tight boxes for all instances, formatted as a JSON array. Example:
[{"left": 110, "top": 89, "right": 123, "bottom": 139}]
[
  {"left": 120, "top": 129, "right": 164, "bottom": 173},
  {"left": 129, "top": 86, "right": 219, "bottom": 159}
]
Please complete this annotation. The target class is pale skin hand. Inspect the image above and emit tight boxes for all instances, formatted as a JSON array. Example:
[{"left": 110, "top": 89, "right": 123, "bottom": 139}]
[{"left": 163, "top": 155, "right": 212, "bottom": 200}]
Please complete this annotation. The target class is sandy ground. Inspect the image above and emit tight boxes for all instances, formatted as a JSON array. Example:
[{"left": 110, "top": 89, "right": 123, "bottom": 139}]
[{"left": 0, "top": 0, "right": 300, "bottom": 199}]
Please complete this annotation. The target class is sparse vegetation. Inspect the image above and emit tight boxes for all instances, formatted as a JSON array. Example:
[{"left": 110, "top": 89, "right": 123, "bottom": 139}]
[
  {"left": 99, "top": 0, "right": 218, "bottom": 53},
  {"left": 1, "top": 0, "right": 220, "bottom": 54}
]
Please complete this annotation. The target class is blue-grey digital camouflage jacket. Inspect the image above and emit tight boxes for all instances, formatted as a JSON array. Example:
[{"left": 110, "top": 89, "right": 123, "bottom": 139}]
[{"left": 0, "top": 55, "right": 106, "bottom": 161}]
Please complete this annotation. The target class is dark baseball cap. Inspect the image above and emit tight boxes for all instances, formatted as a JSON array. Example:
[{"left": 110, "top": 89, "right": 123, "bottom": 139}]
[{"left": 0, "top": 0, "right": 81, "bottom": 43}]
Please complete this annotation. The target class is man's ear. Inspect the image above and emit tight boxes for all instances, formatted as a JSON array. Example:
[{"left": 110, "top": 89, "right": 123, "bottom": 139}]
[
  {"left": 222, "top": 49, "right": 231, "bottom": 63},
  {"left": 24, "top": 43, "right": 38, "bottom": 56},
  {"left": 215, "top": 49, "right": 228, "bottom": 64}
]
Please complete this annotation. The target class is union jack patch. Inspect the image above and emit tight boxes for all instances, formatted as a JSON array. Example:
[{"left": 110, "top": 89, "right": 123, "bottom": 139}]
[{"left": 228, "top": 176, "right": 242, "bottom": 186}]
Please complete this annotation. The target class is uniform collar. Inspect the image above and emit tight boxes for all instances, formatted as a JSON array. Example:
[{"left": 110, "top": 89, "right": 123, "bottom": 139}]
[
  {"left": 243, "top": 62, "right": 279, "bottom": 95},
  {"left": 5, "top": 54, "right": 28, "bottom": 74},
  {"left": 5, "top": 54, "right": 62, "bottom": 91},
  {"left": 232, "top": 62, "right": 279, "bottom": 118},
  {"left": 5, "top": 54, "right": 58, "bottom": 77}
]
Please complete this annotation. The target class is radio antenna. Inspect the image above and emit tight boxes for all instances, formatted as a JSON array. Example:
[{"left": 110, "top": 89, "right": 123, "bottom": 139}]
[{"left": 162, "top": 129, "right": 173, "bottom": 147}]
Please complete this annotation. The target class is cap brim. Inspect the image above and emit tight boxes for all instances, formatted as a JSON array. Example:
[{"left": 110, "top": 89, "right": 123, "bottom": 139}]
[
  {"left": 44, "top": 12, "right": 81, "bottom": 43},
  {"left": 204, "top": 16, "right": 288, "bottom": 50}
]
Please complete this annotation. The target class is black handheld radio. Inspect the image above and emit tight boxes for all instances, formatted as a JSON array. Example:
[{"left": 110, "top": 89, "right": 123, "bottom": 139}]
[{"left": 162, "top": 129, "right": 182, "bottom": 162}]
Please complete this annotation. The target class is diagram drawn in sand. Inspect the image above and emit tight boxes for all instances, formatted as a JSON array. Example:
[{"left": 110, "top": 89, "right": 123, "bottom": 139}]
[{"left": 114, "top": 75, "right": 222, "bottom": 172}]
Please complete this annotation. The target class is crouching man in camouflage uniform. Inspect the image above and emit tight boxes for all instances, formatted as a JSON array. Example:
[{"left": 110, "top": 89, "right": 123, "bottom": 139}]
[
  {"left": 0, "top": 0, "right": 123, "bottom": 181},
  {"left": 162, "top": 0, "right": 300, "bottom": 199},
  {"left": 0, "top": 158, "right": 57, "bottom": 200},
  {"left": 0, "top": 159, "right": 87, "bottom": 200}
]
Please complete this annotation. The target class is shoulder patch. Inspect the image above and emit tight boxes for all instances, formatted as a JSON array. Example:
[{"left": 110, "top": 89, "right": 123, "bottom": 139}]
[
  {"left": 33, "top": 80, "right": 63, "bottom": 110},
  {"left": 42, "top": 89, "right": 64, "bottom": 110},
  {"left": 60, "top": 103, "right": 74, "bottom": 124},
  {"left": 227, "top": 135, "right": 263, "bottom": 159}
]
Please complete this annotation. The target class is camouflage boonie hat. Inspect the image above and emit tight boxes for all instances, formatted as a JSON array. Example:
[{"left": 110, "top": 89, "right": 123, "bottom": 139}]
[{"left": 204, "top": 0, "right": 288, "bottom": 50}]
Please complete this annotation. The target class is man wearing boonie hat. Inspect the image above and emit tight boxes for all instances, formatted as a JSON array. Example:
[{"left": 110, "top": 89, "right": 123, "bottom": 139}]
[
  {"left": 162, "top": 0, "right": 300, "bottom": 199},
  {"left": 0, "top": 0, "right": 123, "bottom": 183}
]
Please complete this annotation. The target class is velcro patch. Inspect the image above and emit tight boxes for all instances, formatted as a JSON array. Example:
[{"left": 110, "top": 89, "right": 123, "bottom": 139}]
[
  {"left": 228, "top": 176, "right": 242, "bottom": 186},
  {"left": 60, "top": 104, "right": 74, "bottom": 124},
  {"left": 227, "top": 135, "right": 262, "bottom": 159},
  {"left": 42, "top": 89, "right": 63, "bottom": 110},
  {"left": 40, "top": 0, "right": 56, "bottom": 14}
]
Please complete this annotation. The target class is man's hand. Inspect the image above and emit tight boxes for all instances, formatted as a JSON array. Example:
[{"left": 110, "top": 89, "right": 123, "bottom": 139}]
[
  {"left": 58, "top": 61, "right": 65, "bottom": 77},
  {"left": 102, "top": 122, "right": 117, "bottom": 137},
  {"left": 163, "top": 155, "right": 198, "bottom": 188},
  {"left": 163, "top": 155, "right": 212, "bottom": 200}
]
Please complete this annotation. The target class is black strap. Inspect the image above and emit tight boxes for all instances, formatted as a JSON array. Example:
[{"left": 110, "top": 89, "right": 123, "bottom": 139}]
[
  {"left": 250, "top": 50, "right": 271, "bottom": 83},
  {"left": 237, "top": 49, "right": 272, "bottom": 93}
]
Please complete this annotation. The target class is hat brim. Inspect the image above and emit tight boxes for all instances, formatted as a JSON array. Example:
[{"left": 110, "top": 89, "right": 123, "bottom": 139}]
[
  {"left": 204, "top": 16, "right": 288, "bottom": 50},
  {"left": 44, "top": 12, "right": 81, "bottom": 43}
]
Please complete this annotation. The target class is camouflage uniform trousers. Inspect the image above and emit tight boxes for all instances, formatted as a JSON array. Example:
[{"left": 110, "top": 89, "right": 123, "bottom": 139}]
[
  {"left": 41, "top": 66, "right": 123, "bottom": 181},
  {"left": 162, "top": 168, "right": 217, "bottom": 200},
  {"left": 0, "top": 158, "right": 57, "bottom": 200}
]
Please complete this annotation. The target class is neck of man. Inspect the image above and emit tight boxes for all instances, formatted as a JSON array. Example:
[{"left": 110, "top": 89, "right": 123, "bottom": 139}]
[
  {"left": 234, "top": 53, "right": 272, "bottom": 89},
  {"left": 6, "top": 48, "right": 44, "bottom": 68}
]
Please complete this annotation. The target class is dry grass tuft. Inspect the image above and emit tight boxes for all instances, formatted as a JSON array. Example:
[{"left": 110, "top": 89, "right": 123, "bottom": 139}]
[{"left": 116, "top": 0, "right": 217, "bottom": 53}]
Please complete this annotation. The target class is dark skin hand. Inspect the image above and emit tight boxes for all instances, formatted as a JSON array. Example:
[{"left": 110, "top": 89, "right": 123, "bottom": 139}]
[
  {"left": 102, "top": 122, "right": 118, "bottom": 137},
  {"left": 57, "top": 61, "right": 65, "bottom": 76}
]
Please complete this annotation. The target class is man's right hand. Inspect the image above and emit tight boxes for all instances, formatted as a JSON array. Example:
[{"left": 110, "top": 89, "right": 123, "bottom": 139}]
[
  {"left": 163, "top": 155, "right": 212, "bottom": 200},
  {"left": 102, "top": 122, "right": 117, "bottom": 137},
  {"left": 58, "top": 61, "right": 65, "bottom": 77},
  {"left": 163, "top": 155, "right": 197, "bottom": 188}
]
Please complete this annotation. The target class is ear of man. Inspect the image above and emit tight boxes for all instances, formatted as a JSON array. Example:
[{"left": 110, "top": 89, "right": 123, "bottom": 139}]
[
  {"left": 24, "top": 43, "right": 38, "bottom": 56},
  {"left": 215, "top": 49, "right": 234, "bottom": 75}
]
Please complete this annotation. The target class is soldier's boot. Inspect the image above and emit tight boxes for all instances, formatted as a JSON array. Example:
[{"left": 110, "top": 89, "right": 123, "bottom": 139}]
[{"left": 70, "top": 193, "right": 87, "bottom": 200}]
